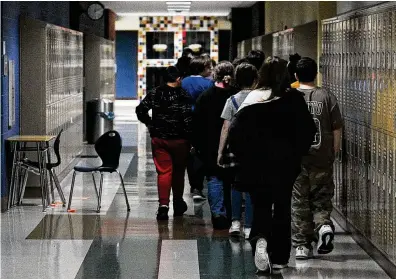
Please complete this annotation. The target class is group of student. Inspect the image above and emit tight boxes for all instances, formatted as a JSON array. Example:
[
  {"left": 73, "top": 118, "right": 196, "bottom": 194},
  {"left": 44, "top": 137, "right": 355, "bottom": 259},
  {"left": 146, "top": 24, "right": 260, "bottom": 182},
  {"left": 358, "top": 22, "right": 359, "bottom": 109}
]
[{"left": 136, "top": 47, "right": 343, "bottom": 274}]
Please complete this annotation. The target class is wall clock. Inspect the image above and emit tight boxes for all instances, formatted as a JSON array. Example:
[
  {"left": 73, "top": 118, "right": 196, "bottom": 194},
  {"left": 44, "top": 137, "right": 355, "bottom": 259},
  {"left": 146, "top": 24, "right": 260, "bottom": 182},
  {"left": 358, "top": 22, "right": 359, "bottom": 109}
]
[{"left": 87, "top": 2, "right": 105, "bottom": 20}]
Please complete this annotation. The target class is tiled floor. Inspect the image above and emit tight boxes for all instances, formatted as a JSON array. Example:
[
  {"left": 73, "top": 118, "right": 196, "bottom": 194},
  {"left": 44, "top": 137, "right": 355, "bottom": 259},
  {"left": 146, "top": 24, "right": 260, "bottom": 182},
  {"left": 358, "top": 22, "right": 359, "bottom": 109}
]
[{"left": 1, "top": 100, "right": 392, "bottom": 279}]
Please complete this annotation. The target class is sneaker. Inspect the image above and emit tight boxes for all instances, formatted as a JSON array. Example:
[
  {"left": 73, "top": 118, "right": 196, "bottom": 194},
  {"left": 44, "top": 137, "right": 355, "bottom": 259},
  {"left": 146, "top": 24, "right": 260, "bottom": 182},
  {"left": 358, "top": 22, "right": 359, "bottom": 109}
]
[
  {"left": 212, "top": 214, "right": 229, "bottom": 230},
  {"left": 173, "top": 200, "right": 188, "bottom": 217},
  {"left": 317, "top": 225, "right": 334, "bottom": 254},
  {"left": 229, "top": 220, "right": 241, "bottom": 236},
  {"left": 272, "top": 263, "right": 288, "bottom": 270},
  {"left": 295, "top": 246, "right": 313, "bottom": 260},
  {"left": 255, "top": 238, "right": 272, "bottom": 273},
  {"left": 156, "top": 205, "right": 169, "bottom": 220},
  {"left": 243, "top": 227, "right": 251, "bottom": 239},
  {"left": 192, "top": 189, "right": 206, "bottom": 201}
]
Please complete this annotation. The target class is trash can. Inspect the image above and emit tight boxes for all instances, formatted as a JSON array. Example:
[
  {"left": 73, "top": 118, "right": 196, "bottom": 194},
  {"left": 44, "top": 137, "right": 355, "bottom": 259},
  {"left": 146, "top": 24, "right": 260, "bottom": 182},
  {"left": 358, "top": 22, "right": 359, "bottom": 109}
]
[{"left": 86, "top": 99, "right": 115, "bottom": 144}]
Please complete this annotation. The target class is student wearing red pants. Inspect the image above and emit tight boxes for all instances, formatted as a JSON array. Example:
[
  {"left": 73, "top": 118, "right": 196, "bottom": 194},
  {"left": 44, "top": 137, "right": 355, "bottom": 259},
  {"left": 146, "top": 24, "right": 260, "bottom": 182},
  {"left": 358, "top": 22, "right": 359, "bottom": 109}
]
[{"left": 136, "top": 66, "right": 193, "bottom": 220}]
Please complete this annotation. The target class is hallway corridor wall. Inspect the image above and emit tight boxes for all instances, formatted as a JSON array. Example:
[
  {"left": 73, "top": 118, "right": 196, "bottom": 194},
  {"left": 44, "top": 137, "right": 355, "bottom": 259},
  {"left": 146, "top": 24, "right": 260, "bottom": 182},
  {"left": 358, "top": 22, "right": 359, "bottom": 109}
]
[
  {"left": 1, "top": 1, "right": 70, "bottom": 209},
  {"left": 116, "top": 31, "right": 138, "bottom": 99}
]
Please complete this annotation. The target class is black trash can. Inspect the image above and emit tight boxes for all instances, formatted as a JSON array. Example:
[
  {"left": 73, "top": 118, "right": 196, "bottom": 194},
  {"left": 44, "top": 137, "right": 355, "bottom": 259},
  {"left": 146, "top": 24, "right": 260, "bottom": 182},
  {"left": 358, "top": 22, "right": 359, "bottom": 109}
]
[{"left": 86, "top": 99, "right": 115, "bottom": 144}]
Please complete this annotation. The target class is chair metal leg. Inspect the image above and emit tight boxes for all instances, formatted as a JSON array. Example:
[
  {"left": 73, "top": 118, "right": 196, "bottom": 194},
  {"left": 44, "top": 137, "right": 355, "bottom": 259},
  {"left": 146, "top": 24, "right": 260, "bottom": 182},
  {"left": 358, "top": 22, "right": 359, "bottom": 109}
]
[
  {"left": 8, "top": 142, "right": 18, "bottom": 209},
  {"left": 116, "top": 170, "right": 130, "bottom": 212},
  {"left": 43, "top": 166, "right": 51, "bottom": 206},
  {"left": 36, "top": 143, "right": 47, "bottom": 211},
  {"left": 51, "top": 170, "right": 66, "bottom": 206},
  {"left": 67, "top": 171, "right": 77, "bottom": 211},
  {"left": 13, "top": 162, "right": 22, "bottom": 207},
  {"left": 97, "top": 173, "right": 104, "bottom": 213},
  {"left": 18, "top": 167, "right": 29, "bottom": 205},
  {"left": 91, "top": 172, "right": 100, "bottom": 209},
  {"left": 48, "top": 169, "right": 55, "bottom": 204}
]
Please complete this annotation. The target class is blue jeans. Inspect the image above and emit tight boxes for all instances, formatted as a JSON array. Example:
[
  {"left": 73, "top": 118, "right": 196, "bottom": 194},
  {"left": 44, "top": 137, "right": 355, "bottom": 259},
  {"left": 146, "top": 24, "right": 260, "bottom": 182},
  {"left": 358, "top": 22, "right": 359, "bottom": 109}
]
[
  {"left": 207, "top": 176, "right": 227, "bottom": 217},
  {"left": 231, "top": 189, "right": 253, "bottom": 228}
]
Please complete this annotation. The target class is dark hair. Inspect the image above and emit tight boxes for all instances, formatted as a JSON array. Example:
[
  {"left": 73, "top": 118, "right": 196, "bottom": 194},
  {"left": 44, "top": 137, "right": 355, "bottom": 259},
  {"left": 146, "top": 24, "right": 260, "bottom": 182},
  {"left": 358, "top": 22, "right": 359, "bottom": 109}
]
[
  {"left": 164, "top": 66, "right": 181, "bottom": 83},
  {"left": 295, "top": 57, "right": 318, "bottom": 82},
  {"left": 189, "top": 55, "right": 211, "bottom": 75},
  {"left": 213, "top": 61, "right": 234, "bottom": 83},
  {"left": 232, "top": 57, "right": 248, "bottom": 68},
  {"left": 255, "top": 56, "right": 290, "bottom": 97},
  {"left": 211, "top": 59, "right": 217, "bottom": 68},
  {"left": 235, "top": 63, "right": 258, "bottom": 89},
  {"left": 287, "top": 53, "right": 302, "bottom": 82},
  {"left": 176, "top": 56, "right": 191, "bottom": 78},
  {"left": 182, "top": 47, "right": 194, "bottom": 58},
  {"left": 246, "top": 50, "right": 265, "bottom": 71}
]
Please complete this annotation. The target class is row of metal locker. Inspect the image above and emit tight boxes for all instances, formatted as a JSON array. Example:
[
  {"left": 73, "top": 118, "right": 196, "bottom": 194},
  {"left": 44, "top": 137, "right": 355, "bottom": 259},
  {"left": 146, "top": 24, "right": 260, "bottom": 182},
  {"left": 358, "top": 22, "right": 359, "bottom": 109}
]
[
  {"left": 21, "top": 17, "right": 115, "bottom": 186},
  {"left": 333, "top": 119, "right": 396, "bottom": 261},
  {"left": 322, "top": 3, "right": 396, "bottom": 265},
  {"left": 322, "top": 11, "right": 396, "bottom": 135}
]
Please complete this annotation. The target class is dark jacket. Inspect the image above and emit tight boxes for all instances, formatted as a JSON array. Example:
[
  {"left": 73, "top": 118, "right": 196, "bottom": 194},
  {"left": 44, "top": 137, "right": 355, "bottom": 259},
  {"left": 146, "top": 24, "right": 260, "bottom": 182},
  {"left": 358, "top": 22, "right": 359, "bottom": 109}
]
[
  {"left": 193, "top": 85, "right": 240, "bottom": 174},
  {"left": 136, "top": 85, "right": 193, "bottom": 140},
  {"left": 228, "top": 90, "right": 316, "bottom": 189}
]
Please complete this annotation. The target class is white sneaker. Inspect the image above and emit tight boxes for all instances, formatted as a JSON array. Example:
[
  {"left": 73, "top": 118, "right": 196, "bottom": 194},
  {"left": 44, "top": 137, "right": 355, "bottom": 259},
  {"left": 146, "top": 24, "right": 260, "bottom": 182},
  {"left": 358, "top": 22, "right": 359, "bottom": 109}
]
[
  {"left": 243, "top": 227, "right": 251, "bottom": 239},
  {"left": 255, "top": 238, "right": 272, "bottom": 273},
  {"left": 317, "top": 225, "right": 334, "bottom": 254},
  {"left": 295, "top": 246, "right": 313, "bottom": 260},
  {"left": 229, "top": 220, "right": 241, "bottom": 236}
]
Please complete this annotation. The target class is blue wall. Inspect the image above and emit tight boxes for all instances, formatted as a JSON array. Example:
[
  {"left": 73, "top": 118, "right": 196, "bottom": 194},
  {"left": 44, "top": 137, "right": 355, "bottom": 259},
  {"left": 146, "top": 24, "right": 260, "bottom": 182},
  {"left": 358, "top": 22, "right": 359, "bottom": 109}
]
[
  {"left": 1, "top": 1, "right": 70, "bottom": 198},
  {"left": 116, "top": 31, "right": 138, "bottom": 99}
]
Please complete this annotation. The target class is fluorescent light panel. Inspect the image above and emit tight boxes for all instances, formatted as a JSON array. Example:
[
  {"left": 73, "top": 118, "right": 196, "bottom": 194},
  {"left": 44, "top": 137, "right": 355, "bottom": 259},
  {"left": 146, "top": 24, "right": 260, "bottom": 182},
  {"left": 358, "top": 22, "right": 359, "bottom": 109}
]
[
  {"left": 167, "top": 5, "right": 191, "bottom": 8},
  {"left": 166, "top": 2, "right": 191, "bottom": 4},
  {"left": 167, "top": 7, "right": 190, "bottom": 10}
]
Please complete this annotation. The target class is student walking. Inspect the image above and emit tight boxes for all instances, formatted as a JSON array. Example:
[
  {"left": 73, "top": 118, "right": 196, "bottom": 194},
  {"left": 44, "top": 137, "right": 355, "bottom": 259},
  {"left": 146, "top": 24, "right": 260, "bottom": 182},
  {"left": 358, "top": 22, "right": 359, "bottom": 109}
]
[
  {"left": 217, "top": 63, "right": 258, "bottom": 236},
  {"left": 182, "top": 55, "right": 214, "bottom": 200},
  {"left": 227, "top": 57, "right": 316, "bottom": 274},
  {"left": 193, "top": 61, "right": 240, "bottom": 229},
  {"left": 136, "top": 66, "right": 193, "bottom": 220},
  {"left": 291, "top": 57, "right": 343, "bottom": 260}
]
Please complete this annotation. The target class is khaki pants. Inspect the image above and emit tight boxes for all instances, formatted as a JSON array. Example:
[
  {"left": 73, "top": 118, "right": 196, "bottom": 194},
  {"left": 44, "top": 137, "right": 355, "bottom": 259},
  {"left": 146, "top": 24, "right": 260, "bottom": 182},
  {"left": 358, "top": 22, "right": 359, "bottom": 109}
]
[{"left": 291, "top": 164, "right": 335, "bottom": 248}]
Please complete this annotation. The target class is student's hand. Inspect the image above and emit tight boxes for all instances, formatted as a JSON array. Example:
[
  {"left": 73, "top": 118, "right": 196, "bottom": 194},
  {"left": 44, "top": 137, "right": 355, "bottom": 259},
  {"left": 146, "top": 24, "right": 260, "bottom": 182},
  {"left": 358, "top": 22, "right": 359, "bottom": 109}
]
[{"left": 217, "top": 154, "right": 223, "bottom": 167}]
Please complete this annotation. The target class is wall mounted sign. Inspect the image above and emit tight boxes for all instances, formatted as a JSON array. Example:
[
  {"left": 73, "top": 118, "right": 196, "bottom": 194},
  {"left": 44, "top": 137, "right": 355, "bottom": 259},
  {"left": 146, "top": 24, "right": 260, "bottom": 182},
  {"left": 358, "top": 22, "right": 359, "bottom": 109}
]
[{"left": 8, "top": 59, "right": 15, "bottom": 128}]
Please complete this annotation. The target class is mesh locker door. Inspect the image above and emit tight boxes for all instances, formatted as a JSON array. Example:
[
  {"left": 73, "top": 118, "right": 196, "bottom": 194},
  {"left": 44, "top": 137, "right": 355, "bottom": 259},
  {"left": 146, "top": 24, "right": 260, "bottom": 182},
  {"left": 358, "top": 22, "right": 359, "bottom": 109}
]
[
  {"left": 341, "top": 20, "right": 347, "bottom": 115},
  {"left": 351, "top": 18, "right": 357, "bottom": 123},
  {"left": 392, "top": 137, "right": 396, "bottom": 262},
  {"left": 362, "top": 124, "right": 370, "bottom": 236},
  {"left": 372, "top": 14, "right": 378, "bottom": 130}
]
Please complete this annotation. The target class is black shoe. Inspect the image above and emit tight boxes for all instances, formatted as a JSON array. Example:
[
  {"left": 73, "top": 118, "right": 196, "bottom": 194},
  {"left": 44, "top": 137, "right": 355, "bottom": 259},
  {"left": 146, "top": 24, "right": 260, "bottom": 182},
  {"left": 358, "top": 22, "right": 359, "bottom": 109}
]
[
  {"left": 173, "top": 200, "right": 188, "bottom": 217},
  {"left": 192, "top": 189, "right": 206, "bottom": 201},
  {"left": 156, "top": 205, "right": 169, "bottom": 220},
  {"left": 212, "top": 214, "right": 229, "bottom": 230}
]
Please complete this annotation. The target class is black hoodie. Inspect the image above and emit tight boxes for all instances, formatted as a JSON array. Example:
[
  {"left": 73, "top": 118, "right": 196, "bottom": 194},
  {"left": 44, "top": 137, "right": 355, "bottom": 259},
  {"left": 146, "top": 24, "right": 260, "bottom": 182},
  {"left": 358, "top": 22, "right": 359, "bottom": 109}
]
[
  {"left": 136, "top": 85, "right": 193, "bottom": 140},
  {"left": 228, "top": 90, "right": 316, "bottom": 189}
]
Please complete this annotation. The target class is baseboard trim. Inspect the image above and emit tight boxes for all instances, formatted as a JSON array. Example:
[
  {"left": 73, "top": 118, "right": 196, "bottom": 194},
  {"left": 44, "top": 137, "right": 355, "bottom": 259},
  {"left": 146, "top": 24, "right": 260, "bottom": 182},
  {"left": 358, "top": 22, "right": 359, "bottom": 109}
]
[{"left": 332, "top": 208, "right": 396, "bottom": 278}]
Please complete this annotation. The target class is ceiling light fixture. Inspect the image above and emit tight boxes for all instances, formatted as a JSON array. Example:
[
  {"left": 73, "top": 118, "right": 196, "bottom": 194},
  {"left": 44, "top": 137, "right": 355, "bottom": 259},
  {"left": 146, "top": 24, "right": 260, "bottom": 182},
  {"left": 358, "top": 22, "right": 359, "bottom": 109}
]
[
  {"left": 168, "top": 8, "right": 190, "bottom": 10},
  {"left": 166, "top": 1, "right": 191, "bottom": 5},
  {"left": 153, "top": 44, "right": 168, "bottom": 52},
  {"left": 188, "top": 44, "right": 202, "bottom": 52},
  {"left": 167, "top": 5, "right": 191, "bottom": 8}
]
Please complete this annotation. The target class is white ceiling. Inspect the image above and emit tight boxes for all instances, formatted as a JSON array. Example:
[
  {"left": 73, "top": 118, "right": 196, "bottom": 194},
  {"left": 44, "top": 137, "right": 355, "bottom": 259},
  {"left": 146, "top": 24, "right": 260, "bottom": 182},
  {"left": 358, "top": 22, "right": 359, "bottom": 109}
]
[{"left": 102, "top": 1, "right": 256, "bottom": 16}]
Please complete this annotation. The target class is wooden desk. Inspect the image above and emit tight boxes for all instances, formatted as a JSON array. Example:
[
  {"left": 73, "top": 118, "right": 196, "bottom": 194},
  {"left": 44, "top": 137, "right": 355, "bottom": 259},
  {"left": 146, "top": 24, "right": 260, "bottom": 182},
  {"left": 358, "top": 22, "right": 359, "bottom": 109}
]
[
  {"left": 7, "top": 135, "right": 55, "bottom": 142},
  {"left": 6, "top": 135, "right": 55, "bottom": 211}
]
